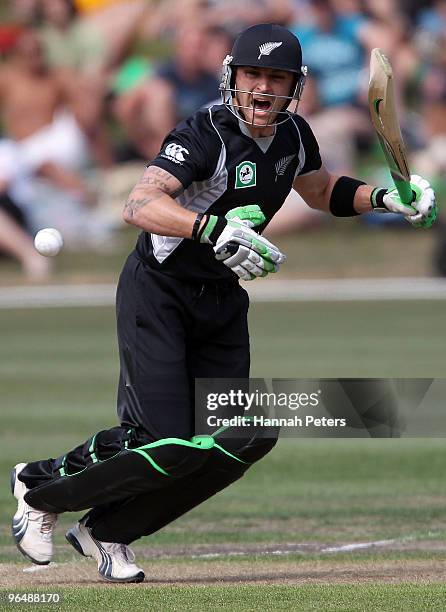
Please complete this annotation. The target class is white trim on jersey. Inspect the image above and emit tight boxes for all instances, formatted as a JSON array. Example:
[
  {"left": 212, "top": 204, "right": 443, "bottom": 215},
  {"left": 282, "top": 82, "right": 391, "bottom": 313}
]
[
  {"left": 151, "top": 109, "right": 228, "bottom": 263},
  {"left": 289, "top": 115, "right": 306, "bottom": 178}
]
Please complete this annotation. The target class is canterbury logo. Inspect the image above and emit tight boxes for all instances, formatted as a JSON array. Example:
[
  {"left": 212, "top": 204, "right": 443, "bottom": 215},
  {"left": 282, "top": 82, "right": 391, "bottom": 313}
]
[
  {"left": 275, "top": 154, "right": 296, "bottom": 181},
  {"left": 258, "top": 42, "right": 283, "bottom": 60},
  {"left": 162, "top": 143, "right": 189, "bottom": 164}
]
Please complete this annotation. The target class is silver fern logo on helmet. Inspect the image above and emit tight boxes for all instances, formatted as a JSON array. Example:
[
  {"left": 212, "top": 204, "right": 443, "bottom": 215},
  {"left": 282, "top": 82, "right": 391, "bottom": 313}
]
[{"left": 258, "top": 42, "right": 283, "bottom": 60}]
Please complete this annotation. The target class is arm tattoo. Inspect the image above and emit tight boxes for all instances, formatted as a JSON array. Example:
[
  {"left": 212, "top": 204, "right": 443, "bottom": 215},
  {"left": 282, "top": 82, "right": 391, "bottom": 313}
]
[
  {"left": 124, "top": 167, "right": 182, "bottom": 218},
  {"left": 136, "top": 167, "right": 181, "bottom": 194},
  {"left": 123, "top": 196, "right": 155, "bottom": 218}
]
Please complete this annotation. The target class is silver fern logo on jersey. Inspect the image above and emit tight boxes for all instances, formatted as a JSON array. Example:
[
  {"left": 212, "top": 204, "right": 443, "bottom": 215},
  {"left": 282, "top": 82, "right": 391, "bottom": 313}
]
[
  {"left": 275, "top": 154, "right": 296, "bottom": 182},
  {"left": 162, "top": 143, "right": 189, "bottom": 164},
  {"left": 258, "top": 42, "right": 283, "bottom": 60}
]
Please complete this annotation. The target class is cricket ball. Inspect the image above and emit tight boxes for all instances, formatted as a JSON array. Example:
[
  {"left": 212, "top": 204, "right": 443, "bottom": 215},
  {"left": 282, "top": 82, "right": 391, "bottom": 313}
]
[{"left": 34, "top": 228, "right": 64, "bottom": 257}]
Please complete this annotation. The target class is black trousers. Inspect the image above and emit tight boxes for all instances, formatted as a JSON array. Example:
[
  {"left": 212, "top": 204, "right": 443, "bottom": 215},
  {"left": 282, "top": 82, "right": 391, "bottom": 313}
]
[
  {"left": 19, "top": 253, "right": 276, "bottom": 543},
  {"left": 116, "top": 252, "right": 251, "bottom": 437}
]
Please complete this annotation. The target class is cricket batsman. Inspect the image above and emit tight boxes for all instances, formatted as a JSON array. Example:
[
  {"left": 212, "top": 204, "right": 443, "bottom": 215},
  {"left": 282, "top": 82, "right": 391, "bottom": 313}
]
[{"left": 11, "top": 24, "right": 437, "bottom": 582}]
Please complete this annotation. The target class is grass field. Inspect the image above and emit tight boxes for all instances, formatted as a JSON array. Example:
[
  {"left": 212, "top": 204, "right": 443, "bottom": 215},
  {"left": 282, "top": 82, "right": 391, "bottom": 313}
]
[{"left": 1, "top": 300, "right": 446, "bottom": 610}]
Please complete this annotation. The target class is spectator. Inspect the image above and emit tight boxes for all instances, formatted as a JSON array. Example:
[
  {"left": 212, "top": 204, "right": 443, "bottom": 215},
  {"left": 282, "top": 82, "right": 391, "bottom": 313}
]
[
  {"left": 411, "top": 3, "right": 446, "bottom": 177},
  {"left": 7, "top": 0, "right": 41, "bottom": 27},
  {"left": 201, "top": 25, "right": 234, "bottom": 78},
  {"left": 113, "top": 22, "right": 224, "bottom": 161},
  {"left": 0, "top": 30, "right": 111, "bottom": 243},
  {"left": 0, "top": 191, "right": 51, "bottom": 280},
  {"left": 38, "top": 0, "right": 107, "bottom": 77},
  {"left": 414, "top": 3, "right": 446, "bottom": 276},
  {"left": 203, "top": 0, "right": 294, "bottom": 31},
  {"left": 287, "top": 1, "right": 370, "bottom": 175},
  {"left": 417, "top": 0, "right": 446, "bottom": 32},
  {"left": 268, "top": 0, "right": 372, "bottom": 234},
  {"left": 75, "top": 0, "right": 147, "bottom": 75},
  {"left": 139, "top": 0, "right": 294, "bottom": 43},
  {"left": 362, "top": 0, "right": 415, "bottom": 64},
  {"left": 1, "top": 1, "right": 39, "bottom": 58},
  {"left": 292, "top": 0, "right": 368, "bottom": 111}
]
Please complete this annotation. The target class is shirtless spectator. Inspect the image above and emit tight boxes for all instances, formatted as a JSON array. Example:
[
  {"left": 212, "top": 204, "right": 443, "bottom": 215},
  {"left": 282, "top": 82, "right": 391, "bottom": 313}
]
[{"left": 0, "top": 30, "right": 110, "bottom": 245}]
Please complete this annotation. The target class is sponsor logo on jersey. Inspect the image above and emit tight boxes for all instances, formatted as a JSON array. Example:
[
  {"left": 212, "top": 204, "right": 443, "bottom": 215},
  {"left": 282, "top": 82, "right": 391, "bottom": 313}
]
[
  {"left": 275, "top": 154, "right": 296, "bottom": 182},
  {"left": 258, "top": 42, "right": 283, "bottom": 60},
  {"left": 161, "top": 143, "right": 190, "bottom": 164},
  {"left": 235, "top": 161, "right": 257, "bottom": 188}
]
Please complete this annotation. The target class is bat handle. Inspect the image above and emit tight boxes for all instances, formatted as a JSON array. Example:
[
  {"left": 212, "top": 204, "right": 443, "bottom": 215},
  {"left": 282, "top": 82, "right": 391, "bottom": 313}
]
[{"left": 394, "top": 176, "right": 414, "bottom": 206}]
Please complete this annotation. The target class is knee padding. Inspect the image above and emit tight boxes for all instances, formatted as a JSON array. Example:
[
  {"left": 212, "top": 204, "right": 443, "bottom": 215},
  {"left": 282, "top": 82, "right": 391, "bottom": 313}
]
[
  {"left": 211, "top": 422, "right": 279, "bottom": 466},
  {"left": 234, "top": 435, "right": 278, "bottom": 463},
  {"left": 25, "top": 435, "right": 215, "bottom": 513}
]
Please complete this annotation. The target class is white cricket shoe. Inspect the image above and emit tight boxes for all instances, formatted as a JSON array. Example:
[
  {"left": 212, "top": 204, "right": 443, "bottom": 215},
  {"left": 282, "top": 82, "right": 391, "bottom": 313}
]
[
  {"left": 11, "top": 463, "right": 58, "bottom": 565},
  {"left": 65, "top": 518, "right": 145, "bottom": 583}
]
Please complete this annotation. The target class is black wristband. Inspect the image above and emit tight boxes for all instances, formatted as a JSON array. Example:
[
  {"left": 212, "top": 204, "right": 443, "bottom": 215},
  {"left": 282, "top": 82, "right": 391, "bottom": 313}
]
[
  {"left": 370, "top": 187, "right": 388, "bottom": 212},
  {"left": 329, "top": 176, "right": 366, "bottom": 217},
  {"left": 197, "top": 215, "right": 227, "bottom": 245},
  {"left": 191, "top": 212, "right": 205, "bottom": 240}
]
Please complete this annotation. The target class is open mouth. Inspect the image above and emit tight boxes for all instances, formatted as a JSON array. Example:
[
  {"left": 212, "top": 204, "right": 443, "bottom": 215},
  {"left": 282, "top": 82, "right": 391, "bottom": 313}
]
[{"left": 252, "top": 99, "right": 272, "bottom": 113}]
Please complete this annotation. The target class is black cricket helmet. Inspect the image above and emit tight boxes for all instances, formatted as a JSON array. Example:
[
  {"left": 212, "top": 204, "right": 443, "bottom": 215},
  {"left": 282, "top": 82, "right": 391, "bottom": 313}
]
[{"left": 220, "top": 23, "right": 307, "bottom": 126}]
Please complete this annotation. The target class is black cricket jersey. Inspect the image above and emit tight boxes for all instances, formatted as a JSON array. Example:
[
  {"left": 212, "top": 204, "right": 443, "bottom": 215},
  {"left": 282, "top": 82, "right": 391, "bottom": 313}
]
[{"left": 136, "top": 103, "right": 322, "bottom": 281}]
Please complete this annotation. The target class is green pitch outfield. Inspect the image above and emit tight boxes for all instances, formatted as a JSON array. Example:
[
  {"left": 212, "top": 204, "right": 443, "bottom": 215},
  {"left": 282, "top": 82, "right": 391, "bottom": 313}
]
[{"left": 1, "top": 300, "right": 446, "bottom": 610}]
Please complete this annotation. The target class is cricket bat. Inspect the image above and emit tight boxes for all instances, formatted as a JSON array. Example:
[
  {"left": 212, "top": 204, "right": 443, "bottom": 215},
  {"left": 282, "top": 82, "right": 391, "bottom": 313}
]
[{"left": 368, "top": 48, "right": 413, "bottom": 205}]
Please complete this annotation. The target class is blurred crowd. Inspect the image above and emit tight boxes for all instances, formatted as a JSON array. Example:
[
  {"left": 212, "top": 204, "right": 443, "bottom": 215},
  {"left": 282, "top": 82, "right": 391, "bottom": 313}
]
[{"left": 0, "top": 0, "right": 445, "bottom": 279}]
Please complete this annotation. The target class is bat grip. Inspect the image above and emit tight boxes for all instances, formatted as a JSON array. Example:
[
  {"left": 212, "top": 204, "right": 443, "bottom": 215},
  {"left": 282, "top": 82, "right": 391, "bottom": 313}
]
[{"left": 394, "top": 177, "right": 414, "bottom": 205}]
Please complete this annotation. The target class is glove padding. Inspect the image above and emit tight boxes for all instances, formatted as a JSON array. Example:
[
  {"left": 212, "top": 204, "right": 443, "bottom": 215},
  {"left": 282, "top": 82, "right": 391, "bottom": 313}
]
[
  {"left": 214, "top": 205, "right": 285, "bottom": 280},
  {"left": 215, "top": 240, "right": 280, "bottom": 281},
  {"left": 382, "top": 174, "right": 437, "bottom": 228},
  {"left": 216, "top": 205, "right": 285, "bottom": 280}
]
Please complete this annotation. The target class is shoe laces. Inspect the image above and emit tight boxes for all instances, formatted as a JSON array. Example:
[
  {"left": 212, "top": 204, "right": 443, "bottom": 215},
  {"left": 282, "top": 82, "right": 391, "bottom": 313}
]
[
  {"left": 104, "top": 542, "right": 136, "bottom": 563},
  {"left": 27, "top": 507, "right": 57, "bottom": 537},
  {"left": 40, "top": 512, "right": 57, "bottom": 534}
]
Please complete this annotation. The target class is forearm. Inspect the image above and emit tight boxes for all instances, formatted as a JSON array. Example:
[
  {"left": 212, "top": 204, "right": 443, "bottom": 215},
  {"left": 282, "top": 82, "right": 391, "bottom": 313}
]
[
  {"left": 123, "top": 165, "right": 208, "bottom": 238},
  {"left": 294, "top": 167, "right": 376, "bottom": 216},
  {"left": 123, "top": 188, "right": 198, "bottom": 238},
  {"left": 353, "top": 184, "right": 375, "bottom": 214}
]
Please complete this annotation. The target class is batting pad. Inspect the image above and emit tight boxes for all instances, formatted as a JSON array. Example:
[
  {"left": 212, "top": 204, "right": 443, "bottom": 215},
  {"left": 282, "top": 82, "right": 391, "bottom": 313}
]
[
  {"left": 85, "top": 427, "right": 279, "bottom": 543},
  {"left": 24, "top": 435, "right": 215, "bottom": 513}
]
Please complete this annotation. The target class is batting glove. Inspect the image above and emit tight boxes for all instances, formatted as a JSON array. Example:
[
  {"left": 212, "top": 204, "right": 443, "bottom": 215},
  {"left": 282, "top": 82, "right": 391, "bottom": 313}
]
[
  {"left": 218, "top": 205, "right": 281, "bottom": 281},
  {"left": 197, "top": 205, "right": 286, "bottom": 281},
  {"left": 371, "top": 175, "right": 437, "bottom": 228}
]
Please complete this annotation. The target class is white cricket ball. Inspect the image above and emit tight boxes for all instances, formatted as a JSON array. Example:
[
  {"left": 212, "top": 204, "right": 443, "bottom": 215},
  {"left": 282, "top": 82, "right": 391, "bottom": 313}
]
[{"left": 34, "top": 228, "right": 64, "bottom": 257}]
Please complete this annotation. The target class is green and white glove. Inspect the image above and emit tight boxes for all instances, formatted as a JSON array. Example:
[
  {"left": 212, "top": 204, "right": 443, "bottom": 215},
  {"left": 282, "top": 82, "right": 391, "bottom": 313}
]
[
  {"left": 370, "top": 174, "right": 437, "bottom": 229},
  {"left": 197, "top": 205, "right": 286, "bottom": 281}
]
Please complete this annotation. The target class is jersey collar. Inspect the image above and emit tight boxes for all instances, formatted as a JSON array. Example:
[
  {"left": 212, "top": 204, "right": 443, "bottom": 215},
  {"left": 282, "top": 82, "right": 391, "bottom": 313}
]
[{"left": 237, "top": 117, "right": 276, "bottom": 153}]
